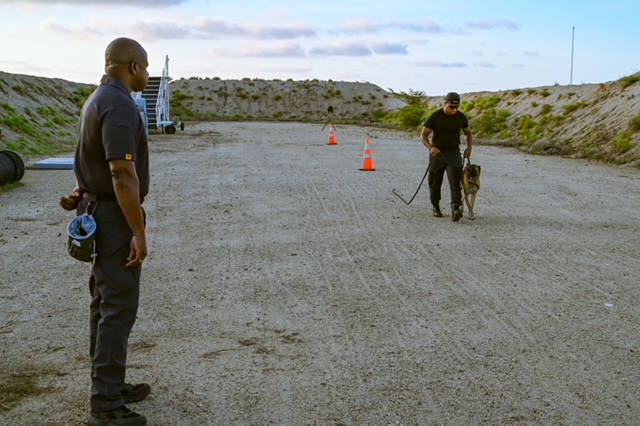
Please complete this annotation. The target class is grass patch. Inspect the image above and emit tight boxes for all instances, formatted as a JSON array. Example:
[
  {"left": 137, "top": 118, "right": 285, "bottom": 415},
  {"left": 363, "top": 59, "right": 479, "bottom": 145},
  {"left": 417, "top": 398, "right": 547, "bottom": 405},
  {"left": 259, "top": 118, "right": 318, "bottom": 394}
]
[
  {"left": 619, "top": 74, "right": 640, "bottom": 88},
  {"left": 562, "top": 101, "right": 589, "bottom": 115},
  {"left": 612, "top": 131, "right": 632, "bottom": 153},
  {"left": 470, "top": 108, "right": 511, "bottom": 138},
  {"left": 629, "top": 115, "right": 640, "bottom": 132},
  {"left": 0, "top": 372, "right": 46, "bottom": 412}
]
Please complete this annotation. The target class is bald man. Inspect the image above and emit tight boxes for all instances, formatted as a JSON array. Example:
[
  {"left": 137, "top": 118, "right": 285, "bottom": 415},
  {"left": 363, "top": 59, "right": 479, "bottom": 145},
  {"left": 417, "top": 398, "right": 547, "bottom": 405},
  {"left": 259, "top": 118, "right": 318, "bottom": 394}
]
[{"left": 61, "top": 37, "right": 151, "bottom": 426}]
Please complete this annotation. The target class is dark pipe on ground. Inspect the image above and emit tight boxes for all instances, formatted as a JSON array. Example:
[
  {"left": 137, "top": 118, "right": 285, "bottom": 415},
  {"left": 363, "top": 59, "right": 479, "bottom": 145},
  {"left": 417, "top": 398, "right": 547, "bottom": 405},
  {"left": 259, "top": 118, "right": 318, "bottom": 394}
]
[{"left": 0, "top": 150, "right": 26, "bottom": 186}]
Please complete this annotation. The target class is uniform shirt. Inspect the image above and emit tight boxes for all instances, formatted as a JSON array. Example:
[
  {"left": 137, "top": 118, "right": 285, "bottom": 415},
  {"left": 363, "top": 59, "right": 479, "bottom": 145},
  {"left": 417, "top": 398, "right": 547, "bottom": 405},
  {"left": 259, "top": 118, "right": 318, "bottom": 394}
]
[
  {"left": 424, "top": 108, "right": 469, "bottom": 152},
  {"left": 74, "top": 75, "right": 149, "bottom": 200}
]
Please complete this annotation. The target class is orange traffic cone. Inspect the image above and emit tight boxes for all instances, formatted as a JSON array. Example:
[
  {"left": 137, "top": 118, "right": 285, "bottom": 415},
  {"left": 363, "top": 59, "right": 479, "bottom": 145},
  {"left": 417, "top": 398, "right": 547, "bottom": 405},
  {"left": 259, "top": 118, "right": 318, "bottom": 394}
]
[
  {"left": 360, "top": 137, "right": 375, "bottom": 171},
  {"left": 327, "top": 123, "right": 337, "bottom": 145}
]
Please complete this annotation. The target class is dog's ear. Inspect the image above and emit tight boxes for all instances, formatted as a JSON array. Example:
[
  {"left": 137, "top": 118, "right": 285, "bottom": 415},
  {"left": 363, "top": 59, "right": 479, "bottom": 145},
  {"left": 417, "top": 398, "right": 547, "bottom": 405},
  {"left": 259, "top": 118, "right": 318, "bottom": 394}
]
[{"left": 478, "top": 166, "right": 481, "bottom": 171}]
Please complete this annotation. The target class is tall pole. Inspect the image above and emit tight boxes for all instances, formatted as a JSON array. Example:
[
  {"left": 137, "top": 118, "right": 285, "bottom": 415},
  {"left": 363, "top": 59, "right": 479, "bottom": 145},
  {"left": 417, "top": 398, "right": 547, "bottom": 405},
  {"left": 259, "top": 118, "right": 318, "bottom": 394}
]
[{"left": 570, "top": 26, "right": 575, "bottom": 85}]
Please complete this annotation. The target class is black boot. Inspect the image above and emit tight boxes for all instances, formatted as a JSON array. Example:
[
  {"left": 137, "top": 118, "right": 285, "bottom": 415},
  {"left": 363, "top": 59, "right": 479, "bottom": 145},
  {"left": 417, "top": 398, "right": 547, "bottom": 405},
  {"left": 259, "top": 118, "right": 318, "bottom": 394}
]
[
  {"left": 432, "top": 203, "right": 443, "bottom": 217},
  {"left": 451, "top": 203, "right": 462, "bottom": 222}
]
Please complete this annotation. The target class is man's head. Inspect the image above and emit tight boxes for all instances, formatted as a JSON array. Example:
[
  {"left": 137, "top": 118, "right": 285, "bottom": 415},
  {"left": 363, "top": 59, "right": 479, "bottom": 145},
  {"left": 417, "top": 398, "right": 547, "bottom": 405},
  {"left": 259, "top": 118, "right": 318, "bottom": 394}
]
[
  {"left": 444, "top": 92, "right": 461, "bottom": 115},
  {"left": 104, "top": 37, "right": 149, "bottom": 92}
]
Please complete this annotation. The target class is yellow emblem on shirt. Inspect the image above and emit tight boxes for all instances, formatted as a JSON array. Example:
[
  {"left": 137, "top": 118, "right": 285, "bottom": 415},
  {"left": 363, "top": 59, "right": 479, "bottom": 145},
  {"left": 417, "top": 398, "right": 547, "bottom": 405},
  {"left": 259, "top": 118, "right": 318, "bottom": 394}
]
[{"left": 125, "top": 154, "right": 133, "bottom": 160}]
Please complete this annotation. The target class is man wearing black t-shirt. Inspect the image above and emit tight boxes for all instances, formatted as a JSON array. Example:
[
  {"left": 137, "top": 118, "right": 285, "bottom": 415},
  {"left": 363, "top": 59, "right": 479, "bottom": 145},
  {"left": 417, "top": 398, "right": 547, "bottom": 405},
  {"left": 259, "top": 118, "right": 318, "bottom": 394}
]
[
  {"left": 60, "top": 37, "right": 151, "bottom": 425},
  {"left": 420, "top": 92, "right": 473, "bottom": 221}
]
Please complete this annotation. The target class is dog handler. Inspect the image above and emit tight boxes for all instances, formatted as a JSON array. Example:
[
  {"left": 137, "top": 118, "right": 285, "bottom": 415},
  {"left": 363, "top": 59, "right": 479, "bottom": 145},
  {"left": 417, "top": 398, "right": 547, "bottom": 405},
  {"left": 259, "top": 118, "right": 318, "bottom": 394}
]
[
  {"left": 421, "top": 92, "right": 473, "bottom": 221},
  {"left": 60, "top": 37, "right": 151, "bottom": 426}
]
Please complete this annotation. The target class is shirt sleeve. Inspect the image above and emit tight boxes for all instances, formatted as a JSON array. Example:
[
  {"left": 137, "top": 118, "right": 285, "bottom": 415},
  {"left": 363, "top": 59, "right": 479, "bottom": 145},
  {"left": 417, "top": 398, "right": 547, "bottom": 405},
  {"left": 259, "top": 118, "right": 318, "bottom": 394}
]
[{"left": 102, "top": 103, "right": 140, "bottom": 161}]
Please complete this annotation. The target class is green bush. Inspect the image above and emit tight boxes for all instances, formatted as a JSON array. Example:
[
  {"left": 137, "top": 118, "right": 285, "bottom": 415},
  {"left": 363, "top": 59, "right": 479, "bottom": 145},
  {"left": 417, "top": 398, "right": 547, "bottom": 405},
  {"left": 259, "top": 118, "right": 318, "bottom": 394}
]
[
  {"left": 540, "top": 104, "right": 553, "bottom": 115},
  {"left": 612, "top": 132, "right": 632, "bottom": 153},
  {"left": 562, "top": 101, "right": 588, "bottom": 115},
  {"left": 470, "top": 108, "right": 511, "bottom": 138},
  {"left": 515, "top": 115, "right": 544, "bottom": 142},
  {"left": 619, "top": 74, "right": 640, "bottom": 88},
  {"left": 383, "top": 103, "right": 431, "bottom": 130},
  {"left": 629, "top": 115, "right": 640, "bottom": 132},
  {"left": 473, "top": 95, "right": 501, "bottom": 113}
]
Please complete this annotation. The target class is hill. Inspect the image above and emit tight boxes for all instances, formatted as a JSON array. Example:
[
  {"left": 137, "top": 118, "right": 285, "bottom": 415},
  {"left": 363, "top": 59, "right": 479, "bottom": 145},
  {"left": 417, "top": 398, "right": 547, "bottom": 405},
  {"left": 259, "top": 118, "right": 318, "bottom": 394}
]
[{"left": 1, "top": 71, "right": 639, "bottom": 167}]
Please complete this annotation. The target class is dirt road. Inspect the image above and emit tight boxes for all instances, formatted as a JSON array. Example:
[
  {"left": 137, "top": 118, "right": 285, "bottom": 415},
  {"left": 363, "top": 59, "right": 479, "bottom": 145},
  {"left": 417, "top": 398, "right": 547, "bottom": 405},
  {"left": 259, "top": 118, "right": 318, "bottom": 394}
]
[{"left": 1, "top": 122, "right": 639, "bottom": 425}]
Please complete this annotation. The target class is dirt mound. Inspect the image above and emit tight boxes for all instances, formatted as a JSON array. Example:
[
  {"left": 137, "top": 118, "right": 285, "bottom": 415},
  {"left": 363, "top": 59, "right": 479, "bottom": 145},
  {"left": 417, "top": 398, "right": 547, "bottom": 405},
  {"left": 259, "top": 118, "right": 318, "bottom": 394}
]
[
  {"left": 0, "top": 71, "right": 94, "bottom": 155},
  {"left": 1, "top": 71, "right": 639, "bottom": 166}
]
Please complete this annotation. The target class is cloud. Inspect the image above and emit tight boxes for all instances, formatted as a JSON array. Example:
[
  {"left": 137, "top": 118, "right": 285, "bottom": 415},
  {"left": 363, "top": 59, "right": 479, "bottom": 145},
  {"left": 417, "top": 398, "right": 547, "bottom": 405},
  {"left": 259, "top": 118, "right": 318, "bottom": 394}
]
[
  {"left": 476, "top": 62, "right": 497, "bottom": 68},
  {"left": 344, "top": 19, "right": 384, "bottom": 34},
  {"left": 309, "top": 41, "right": 372, "bottom": 57},
  {"left": 523, "top": 51, "right": 539, "bottom": 56},
  {"left": 343, "top": 19, "right": 443, "bottom": 35},
  {"left": 371, "top": 42, "right": 408, "bottom": 55},
  {"left": 0, "top": 0, "right": 188, "bottom": 6},
  {"left": 38, "top": 16, "right": 105, "bottom": 39},
  {"left": 417, "top": 60, "right": 467, "bottom": 68},
  {"left": 210, "top": 43, "right": 306, "bottom": 58},
  {"left": 389, "top": 20, "right": 444, "bottom": 33},
  {"left": 192, "top": 18, "right": 316, "bottom": 39},
  {"left": 35, "top": 14, "right": 317, "bottom": 42},
  {"left": 466, "top": 19, "right": 519, "bottom": 30}
]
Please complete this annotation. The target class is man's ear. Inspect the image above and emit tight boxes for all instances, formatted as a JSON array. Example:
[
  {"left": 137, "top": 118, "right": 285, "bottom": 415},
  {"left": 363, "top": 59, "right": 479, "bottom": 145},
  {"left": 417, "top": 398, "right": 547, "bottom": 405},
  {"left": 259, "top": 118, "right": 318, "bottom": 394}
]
[{"left": 129, "top": 60, "right": 138, "bottom": 75}]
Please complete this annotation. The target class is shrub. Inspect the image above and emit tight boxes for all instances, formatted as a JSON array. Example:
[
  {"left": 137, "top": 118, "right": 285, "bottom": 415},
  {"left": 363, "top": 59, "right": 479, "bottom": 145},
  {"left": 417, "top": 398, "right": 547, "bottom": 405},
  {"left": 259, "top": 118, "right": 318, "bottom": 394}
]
[
  {"left": 541, "top": 104, "right": 553, "bottom": 115},
  {"left": 470, "top": 108, "right": 510, "bottom": 138},
  {"left": 473, "top": 95, "right": 501, "bottom": 113},
  {"left": 69, "top": 87, "right": 94, "bottom": 108},
  {"left": 515, "top": 115, "right": 543, "bottom": 142},
  {"left": 629, "top": 115, "right": 640, "bottom": 132},
  {"left": 619, "top": 74, "right": 640, "bottom": 88},
  {"left": 612, "top": 132, "right": 632, "bottom": 153},
  {"left": 562, "top": 101, "right": 588, "bottom": 115},
  {"left": 540, "top": 88, "right": 551, "bottom": 97}
]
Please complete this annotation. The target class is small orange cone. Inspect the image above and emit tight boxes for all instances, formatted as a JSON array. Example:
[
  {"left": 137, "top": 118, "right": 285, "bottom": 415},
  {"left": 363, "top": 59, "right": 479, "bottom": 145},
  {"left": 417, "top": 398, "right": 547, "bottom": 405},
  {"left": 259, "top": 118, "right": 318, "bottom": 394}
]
[
  {"left": 327, "top": 123, "right": 337, "bottom": 145},
  {"left": 360, "top": 137, "right": 375, "bottom": 171}
]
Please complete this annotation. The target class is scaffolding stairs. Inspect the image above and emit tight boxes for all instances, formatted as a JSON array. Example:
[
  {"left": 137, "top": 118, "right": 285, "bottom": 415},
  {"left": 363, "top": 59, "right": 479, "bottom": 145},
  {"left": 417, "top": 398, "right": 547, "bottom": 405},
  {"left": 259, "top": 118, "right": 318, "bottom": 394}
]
[{"left": 133, "top": 55, "right": 183, "bottom": 134}]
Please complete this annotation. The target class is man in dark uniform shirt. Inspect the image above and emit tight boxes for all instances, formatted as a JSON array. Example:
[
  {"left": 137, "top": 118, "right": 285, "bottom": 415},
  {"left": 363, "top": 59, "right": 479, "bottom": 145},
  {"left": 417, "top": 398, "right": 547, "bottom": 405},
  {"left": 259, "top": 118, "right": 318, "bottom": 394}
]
[
  {"left": 60, "top": 37, "right": 151, "bottom": 426},
  {"left": 420, "top": 92, "right": 473, "bottom": 221}
]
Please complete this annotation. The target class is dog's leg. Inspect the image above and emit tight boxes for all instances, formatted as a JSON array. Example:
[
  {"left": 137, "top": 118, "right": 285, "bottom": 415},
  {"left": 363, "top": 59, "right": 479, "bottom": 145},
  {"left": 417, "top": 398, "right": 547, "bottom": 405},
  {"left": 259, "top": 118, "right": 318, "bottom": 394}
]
[
  {"left": 463, "top": 192, "right": 471, "bottom": 219},
  {"left": 468, "top": 193, "right": 476, "bottom": 220}
]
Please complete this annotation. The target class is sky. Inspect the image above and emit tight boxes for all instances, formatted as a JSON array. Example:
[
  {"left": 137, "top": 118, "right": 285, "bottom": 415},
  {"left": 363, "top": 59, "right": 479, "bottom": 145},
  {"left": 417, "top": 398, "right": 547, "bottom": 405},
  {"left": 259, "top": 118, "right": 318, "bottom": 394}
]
[{"left": 0, "top": 0, "right": 638, "bottom": 96}]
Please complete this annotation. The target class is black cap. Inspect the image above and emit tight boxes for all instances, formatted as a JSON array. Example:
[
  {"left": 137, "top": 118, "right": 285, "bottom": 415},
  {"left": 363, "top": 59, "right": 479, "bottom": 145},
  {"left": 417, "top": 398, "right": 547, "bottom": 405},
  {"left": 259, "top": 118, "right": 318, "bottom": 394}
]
[{"left": 444, "top": 92, "right": 461, "bottom": 104}]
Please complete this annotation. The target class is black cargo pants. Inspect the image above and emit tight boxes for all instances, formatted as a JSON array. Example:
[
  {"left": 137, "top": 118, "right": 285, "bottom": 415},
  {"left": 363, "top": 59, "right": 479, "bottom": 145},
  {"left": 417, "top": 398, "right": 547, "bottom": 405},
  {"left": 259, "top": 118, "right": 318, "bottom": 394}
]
[
  {"left": 78, "top": 197, "right": 142, "bottom": 413},
  {"left": 428, "top": 149, "right": 463, "bottom": 207}
]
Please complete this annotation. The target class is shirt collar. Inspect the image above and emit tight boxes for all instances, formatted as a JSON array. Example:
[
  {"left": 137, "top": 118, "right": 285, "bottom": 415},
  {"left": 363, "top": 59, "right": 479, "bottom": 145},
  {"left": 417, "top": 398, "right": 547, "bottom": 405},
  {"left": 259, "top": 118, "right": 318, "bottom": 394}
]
[{"left": 100, "top": 74, "right": 131, "bottom": 95}]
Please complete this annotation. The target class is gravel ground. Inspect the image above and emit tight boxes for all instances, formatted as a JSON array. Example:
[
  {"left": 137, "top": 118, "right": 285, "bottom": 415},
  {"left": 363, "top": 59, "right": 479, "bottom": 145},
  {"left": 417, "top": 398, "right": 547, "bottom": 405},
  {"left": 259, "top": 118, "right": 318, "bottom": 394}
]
[{"left": 1, "top": 121, "right": 640, "bottom": 425}]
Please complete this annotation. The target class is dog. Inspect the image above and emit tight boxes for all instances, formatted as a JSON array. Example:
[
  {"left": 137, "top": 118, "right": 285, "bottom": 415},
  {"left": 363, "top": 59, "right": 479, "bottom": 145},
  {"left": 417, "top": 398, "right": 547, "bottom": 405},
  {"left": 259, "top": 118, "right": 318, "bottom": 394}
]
[{"left": 461, "top": 163, "right": 481, "bottom": 220}]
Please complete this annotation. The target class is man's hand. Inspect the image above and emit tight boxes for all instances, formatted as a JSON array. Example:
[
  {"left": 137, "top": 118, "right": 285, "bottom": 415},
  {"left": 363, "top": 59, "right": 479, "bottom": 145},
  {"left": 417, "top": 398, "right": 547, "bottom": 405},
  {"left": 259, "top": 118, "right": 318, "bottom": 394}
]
[
  {"left": 463, "top": 146, "right": 472, "bottom": 159},
  {"left": 59, "top": 187, "right": 83, "bottom": 211},
  {"left": 126, "top": 234, "right": 147, "bottom": 268}
]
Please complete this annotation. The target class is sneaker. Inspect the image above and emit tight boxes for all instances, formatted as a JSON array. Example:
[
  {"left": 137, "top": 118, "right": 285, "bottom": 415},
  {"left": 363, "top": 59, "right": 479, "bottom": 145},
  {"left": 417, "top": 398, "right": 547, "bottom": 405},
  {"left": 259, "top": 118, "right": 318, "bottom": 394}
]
[
  {"left": 89, "top": 406, "right": 147, "bottom": 426},
  {"left": 120, "top": 383, "right": 151, "bottom": 404},
  {"left": 452, "top": 203, "right": 463, "bottom": 222},
  {"left": 432, "top": 204, "right": 443, "bottom": 217}
]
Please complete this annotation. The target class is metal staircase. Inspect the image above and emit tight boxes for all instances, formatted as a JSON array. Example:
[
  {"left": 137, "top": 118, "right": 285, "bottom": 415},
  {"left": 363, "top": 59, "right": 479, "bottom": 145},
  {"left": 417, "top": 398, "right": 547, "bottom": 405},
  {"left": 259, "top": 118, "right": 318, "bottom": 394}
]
[{"left": 133, "top": 55, "right": 183, "bottom": 134}]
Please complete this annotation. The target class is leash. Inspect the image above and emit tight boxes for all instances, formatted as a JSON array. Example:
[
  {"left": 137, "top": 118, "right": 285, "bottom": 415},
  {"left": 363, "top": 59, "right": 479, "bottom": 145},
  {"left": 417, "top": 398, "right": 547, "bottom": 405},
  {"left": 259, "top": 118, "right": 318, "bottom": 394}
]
[
  {"left": 393, "top": 154, "right": 470, "bottom": 205},
  {"left": 392, "top": 162, "right": 430, "bottom": 205}
]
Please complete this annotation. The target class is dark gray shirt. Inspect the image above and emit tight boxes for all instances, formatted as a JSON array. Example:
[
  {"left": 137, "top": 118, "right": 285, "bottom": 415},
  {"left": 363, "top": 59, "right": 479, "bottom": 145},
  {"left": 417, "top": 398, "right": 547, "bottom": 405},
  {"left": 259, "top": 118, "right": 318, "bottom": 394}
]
[{"left": 74, "top": 75, "right": 149, "bottom": 199}]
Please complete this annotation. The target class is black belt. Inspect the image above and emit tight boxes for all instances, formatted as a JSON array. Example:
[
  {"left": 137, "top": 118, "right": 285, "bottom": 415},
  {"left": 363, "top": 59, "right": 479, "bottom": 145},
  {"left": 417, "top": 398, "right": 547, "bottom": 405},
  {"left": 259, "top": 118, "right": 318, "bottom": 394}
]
[{"left": 83, "top": 192, "right": 117, "bottom": 202}]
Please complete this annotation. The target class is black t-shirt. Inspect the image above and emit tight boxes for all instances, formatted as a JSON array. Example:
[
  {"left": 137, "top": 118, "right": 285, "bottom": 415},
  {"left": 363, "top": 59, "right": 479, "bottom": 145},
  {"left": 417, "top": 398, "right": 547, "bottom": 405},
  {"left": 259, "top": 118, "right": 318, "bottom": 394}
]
[
  {"left": 74, "top": 75, "right": 149, "bottom": 199},
  {"left": 424, "top": 108, "right": 469, "bottom": 152}
]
